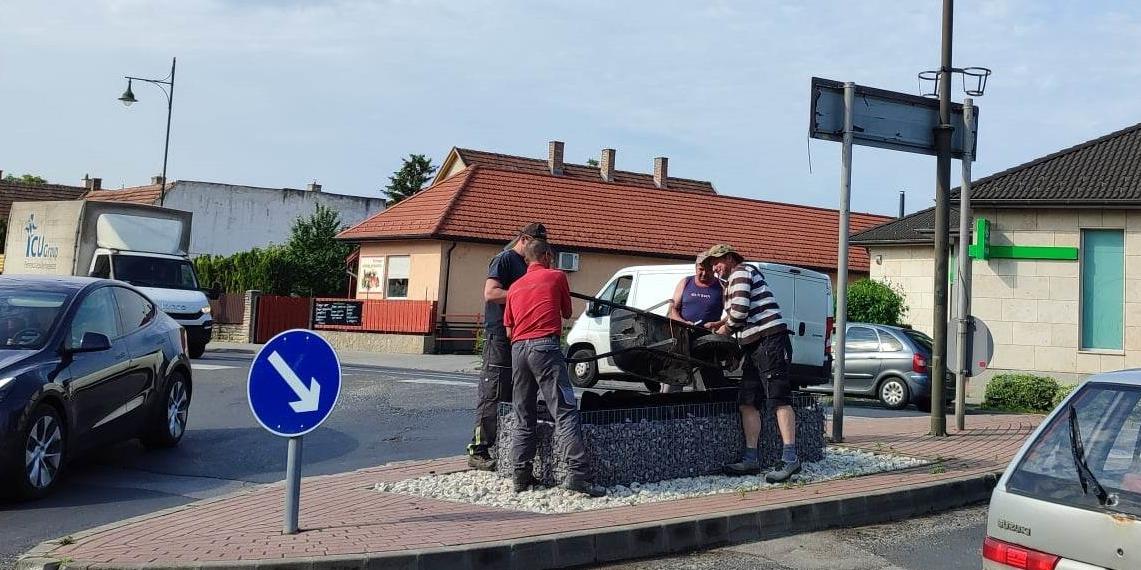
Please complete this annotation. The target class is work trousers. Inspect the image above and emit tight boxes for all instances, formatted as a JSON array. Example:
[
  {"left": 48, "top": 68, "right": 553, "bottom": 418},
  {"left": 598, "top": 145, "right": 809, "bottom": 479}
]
[
  {"left": 510, "top": 336, "right": 589, "bottom": 480},
  {"left": 468, "top": 332, "right": 511, "bottom": 457}
]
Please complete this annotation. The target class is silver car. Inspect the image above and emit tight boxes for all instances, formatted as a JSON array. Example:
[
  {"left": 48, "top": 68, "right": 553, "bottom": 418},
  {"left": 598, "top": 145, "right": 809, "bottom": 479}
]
[
  {"left": 805, "top": 323, "right": 954, "bottom": 411},
  {"left": 984, "top": 370, "right": 1140, "bottom": 569}
]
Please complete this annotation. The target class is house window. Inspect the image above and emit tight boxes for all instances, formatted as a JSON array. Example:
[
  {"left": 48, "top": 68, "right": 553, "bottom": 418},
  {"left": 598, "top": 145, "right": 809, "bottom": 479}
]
[
  {"left": 386, "top": 255, "right": 410, "bottom": 299},
  {"left": 1080, "top": 229, "right": 1124, "bottom": 350}
]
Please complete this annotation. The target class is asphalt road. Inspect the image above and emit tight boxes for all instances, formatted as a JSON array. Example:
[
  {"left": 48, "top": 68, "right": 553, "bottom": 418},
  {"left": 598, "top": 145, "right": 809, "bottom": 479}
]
[
  {"left": 0, "top": 351, "right": 933, "bottom": 569},
  {"left": 600, "top": 503, "right": 988, "bottom": 570}
]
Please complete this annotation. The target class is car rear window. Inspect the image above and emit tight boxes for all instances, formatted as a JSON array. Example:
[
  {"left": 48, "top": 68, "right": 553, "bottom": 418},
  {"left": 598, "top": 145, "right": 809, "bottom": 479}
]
[
  {"left": 903, "top": 329, "right": 933, "bottom": 352},
  {"left": 0, "top": 290, "right": 69, "bottom": 349},
  {"left": 1006, "top": 382, "right": 1141, "bottom": 517}
]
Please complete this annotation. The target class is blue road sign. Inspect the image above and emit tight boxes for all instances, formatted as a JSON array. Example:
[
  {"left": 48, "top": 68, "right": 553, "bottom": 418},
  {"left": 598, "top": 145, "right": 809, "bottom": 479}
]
[{"left": 247, "top": 329, "right": 341, "bottom": 437}]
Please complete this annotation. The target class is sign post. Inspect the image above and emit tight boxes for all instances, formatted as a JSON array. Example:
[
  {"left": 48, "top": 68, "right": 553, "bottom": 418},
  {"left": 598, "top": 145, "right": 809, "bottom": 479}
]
[
  {"left": 247, "top": 329, "right": 341, "bottom": 535},
  {"left": 831, "top": 81, "right": 855, "bottom": 444},
  {"left": 955, "top": 98, "right": 976, "bottom": 431}
]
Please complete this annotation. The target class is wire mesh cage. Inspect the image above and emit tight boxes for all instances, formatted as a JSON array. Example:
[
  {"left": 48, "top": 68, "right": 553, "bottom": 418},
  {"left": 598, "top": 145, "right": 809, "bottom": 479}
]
[{"left": 960, "top": 67, "right": 992, "bottom": 96}]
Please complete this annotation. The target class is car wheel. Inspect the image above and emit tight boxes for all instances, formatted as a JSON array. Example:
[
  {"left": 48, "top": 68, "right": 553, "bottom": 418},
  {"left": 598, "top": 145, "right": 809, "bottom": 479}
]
[
  {"left": 878, "top": 377, "right": 910, "bottom": 410},
  {"left": 569, "top": 348, "right": 599, "bottom": 388},
  {"left": 188, "top": 343, "right": 206, "bottom": 359},
  {"left": 10, "top": 405, "right": 66, "bottom": 500},
  {"left": 142, "top": 372, "right": 191, "bottom": 448}
]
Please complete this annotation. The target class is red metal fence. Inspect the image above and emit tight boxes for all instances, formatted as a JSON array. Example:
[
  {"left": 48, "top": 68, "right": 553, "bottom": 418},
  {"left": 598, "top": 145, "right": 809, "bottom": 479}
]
[
  {"left": 209, "top": 292, "right": 246, "bottom": 325},
  {"left": 312, "top": 299, "right": 436, "bottom": 334},
  {"left": 254, "top": 295, "right": 312, "bottom": 343}
]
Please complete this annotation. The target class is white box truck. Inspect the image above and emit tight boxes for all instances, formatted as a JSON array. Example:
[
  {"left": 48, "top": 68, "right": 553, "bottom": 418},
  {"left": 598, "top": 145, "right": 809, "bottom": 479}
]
[
  {"left": 565, "top": 262, "right": 834, "bottom": 391},
  {"left": 4, "top": 200, "right": 217, "bottom": 357}
]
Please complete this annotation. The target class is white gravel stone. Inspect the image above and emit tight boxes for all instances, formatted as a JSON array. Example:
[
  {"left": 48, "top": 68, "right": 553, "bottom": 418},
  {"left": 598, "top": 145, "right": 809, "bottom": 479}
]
[{"left": 375, "top": 447, "right": 930, "bottom": 514}]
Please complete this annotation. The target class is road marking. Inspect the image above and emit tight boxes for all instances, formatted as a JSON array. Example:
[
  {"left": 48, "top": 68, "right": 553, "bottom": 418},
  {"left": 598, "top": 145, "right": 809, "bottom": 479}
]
[
  {"left": 397, "top": 379, "right": 476, "bottom": 387},
  {"left": 192, "top": 364, "right": 236, "bottom": 371}
]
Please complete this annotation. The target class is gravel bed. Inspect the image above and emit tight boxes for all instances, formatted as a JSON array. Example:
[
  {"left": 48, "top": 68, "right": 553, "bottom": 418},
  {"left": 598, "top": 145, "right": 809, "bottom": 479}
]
[{"left": 375, "top": 447, "right": 930, "bottom": 514}]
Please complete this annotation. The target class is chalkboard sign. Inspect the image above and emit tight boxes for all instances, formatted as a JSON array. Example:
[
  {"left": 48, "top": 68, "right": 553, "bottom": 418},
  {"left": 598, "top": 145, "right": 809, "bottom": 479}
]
[{"left": 313, "top": 300, "right": 364, "bottom": 327}]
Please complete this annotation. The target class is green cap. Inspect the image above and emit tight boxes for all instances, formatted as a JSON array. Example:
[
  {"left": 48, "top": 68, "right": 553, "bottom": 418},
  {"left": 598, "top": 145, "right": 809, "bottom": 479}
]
[{"left": 705, "top": 244, "right": 738, "bottom": 259}]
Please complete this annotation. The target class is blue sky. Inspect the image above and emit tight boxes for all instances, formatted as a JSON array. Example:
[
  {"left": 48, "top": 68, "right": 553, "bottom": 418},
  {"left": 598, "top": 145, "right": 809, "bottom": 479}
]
[{"left": 2, "top": 1, "right": 1140, "bottom": 216}]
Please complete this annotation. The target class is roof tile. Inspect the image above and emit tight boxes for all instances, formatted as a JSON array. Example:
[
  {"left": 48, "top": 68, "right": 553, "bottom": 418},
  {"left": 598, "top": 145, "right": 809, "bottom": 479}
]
[{"left": 0, "top": 181, "right": 88, "bottom": 220}]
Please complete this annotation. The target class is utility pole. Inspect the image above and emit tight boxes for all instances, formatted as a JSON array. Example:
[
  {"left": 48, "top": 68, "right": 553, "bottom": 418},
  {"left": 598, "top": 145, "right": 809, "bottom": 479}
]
[{"left": 930, "top": 0, "right": 954, "bottom": 436}]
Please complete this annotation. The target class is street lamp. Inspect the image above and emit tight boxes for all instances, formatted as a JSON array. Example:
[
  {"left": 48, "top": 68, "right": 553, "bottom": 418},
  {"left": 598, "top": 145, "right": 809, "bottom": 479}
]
[{"left": 119, "top": 57, "right": 176, "bottom": 205}]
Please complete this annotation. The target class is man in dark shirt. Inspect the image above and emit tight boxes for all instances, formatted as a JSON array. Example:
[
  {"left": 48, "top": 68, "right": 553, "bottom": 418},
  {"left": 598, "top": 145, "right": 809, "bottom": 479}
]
[
  {"left": 467, "top": 222, "right": 548, "bottom": 470},
  {"left": 505, "top": 239, "right": 603, "bottom": 497}
]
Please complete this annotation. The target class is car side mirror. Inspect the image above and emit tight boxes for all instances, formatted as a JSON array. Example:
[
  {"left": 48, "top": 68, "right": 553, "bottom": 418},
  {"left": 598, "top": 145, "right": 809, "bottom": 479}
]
[{"left": 70, "top": 332, "right": 112, "bottom": 353}]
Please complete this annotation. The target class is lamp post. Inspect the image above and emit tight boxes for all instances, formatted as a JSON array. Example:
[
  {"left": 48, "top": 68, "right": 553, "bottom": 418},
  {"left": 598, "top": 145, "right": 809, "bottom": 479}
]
[{"left": 119, "top": 57, "right": 176, "bottom": 206}]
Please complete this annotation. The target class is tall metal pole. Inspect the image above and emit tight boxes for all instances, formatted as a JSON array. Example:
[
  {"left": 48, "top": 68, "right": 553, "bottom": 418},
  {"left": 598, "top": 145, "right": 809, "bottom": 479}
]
[
  {"left": 831, "top": 81, "right": 855, "bottom": 443},
  {"left": 955, "top": 98, "right": 975, "bottom": 431},
  {"left": 159, "top": 57, "right": 176, "bottom": 207},
  {"left": 283, "top": 436, "right": 303, "bottom": 534},
  {"left": 930, "top": 0, "right": 954, "bottom": 436}
]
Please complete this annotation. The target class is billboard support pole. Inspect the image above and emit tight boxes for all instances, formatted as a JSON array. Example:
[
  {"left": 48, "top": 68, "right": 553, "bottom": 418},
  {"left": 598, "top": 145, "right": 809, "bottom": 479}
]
[
  {"left": 831, "top": 81, "right": 855, "bottom": 444},
  {"left": 955, "top": 98, "right": 974, "bottom": 431}
]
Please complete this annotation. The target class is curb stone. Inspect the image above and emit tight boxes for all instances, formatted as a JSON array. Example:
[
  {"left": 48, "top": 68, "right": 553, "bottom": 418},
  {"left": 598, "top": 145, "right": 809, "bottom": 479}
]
[{"left": 17, "top": 469, "right": 1000, "bottom": 570}]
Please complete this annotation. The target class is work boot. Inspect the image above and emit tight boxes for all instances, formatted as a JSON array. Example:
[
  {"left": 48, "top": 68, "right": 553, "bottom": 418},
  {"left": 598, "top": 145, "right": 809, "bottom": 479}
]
[
  {"left": 765, "top": 460, "right": 802, "bottom": 483},
  {"left": 513, "top": 469, "right": 540, "bottom": 493},
  {"left": 723, "top": 458, "right": 762, "bottom": 476},
  {"left": 562, "top": 478, "right": 606, "bottom": 498},
  {"left": 467, "top": 454, "right": 496, "bottom": 472}
]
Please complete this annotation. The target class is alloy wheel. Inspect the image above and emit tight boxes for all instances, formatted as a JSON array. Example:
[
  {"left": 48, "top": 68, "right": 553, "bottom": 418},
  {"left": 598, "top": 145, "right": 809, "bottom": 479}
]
[
  {"left": 574, "top": 362, "right": 589, "bottom": 377},
  {"left": 25, "top": 415, "right": 63, "bottom": 489},
  {"left": 167, "top": 380, "right": 189, "bottom": 439},
  {"left": 881, "top": 381, "right": 905, "bottom": 407}
]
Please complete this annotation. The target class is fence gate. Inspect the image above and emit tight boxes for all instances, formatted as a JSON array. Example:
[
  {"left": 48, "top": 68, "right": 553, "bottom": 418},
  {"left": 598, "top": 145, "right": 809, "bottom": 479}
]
[{"left": 255, "top": 295, "right": 312, "bottom": 343}]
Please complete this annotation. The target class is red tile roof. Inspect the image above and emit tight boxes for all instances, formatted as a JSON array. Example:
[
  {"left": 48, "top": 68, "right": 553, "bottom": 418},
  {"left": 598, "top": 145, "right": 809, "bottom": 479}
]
[
  {"left": 454, "top": 148, "right": 717, "bottom": 194},
  {"left": 340, "top": 166, "right": 891, "bottom": 273},
  {"left": 0, "top": 181, "right": 88, "bottom": 220},
  {"left": 83, "top": 184, "right": 164, "bottom": 205}
]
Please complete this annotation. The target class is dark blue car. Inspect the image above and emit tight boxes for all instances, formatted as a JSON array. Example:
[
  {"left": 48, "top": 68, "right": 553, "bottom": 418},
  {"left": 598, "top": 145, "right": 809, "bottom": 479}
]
[{"left": 0, "top": 276, "right": 192, "bottom": 500}]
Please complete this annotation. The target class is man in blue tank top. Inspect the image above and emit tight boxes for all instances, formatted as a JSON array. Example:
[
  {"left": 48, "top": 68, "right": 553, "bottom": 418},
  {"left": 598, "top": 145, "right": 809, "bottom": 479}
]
[{"left": 665, "top": 253, "right": 726, "bottom": 392}]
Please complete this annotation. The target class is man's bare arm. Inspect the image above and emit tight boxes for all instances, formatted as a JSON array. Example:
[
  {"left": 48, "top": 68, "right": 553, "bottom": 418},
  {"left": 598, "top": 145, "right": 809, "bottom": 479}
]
[{"left": 484, "top": 278, "right": 508, "bottom": 304}]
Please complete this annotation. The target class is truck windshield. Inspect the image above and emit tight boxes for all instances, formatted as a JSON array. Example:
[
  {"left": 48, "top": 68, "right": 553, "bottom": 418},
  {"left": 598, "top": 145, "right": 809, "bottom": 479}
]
[{"left": 112, "top": 255, "right": 200, "bottom": 290}]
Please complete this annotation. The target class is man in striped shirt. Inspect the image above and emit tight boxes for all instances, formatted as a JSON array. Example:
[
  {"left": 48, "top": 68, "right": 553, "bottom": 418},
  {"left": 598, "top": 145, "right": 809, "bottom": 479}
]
[{"left": 706, "top": 244, "right": 800, "bottom": 483}]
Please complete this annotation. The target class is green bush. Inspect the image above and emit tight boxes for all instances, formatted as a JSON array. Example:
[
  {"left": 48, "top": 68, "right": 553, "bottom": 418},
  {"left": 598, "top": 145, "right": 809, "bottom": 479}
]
[
  {"left": 984, "top": 373, "right": 1061, "bottom": 412},
  {"left": 1051, "top": 383, "right": 1080, "bottom": 409},
  {"left": 846, "top": 279, "right": 908, "bottom": 326}
]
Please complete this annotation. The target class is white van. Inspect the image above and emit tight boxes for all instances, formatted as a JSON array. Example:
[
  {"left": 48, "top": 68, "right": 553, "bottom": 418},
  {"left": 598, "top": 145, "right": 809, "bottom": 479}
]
[{"left": 565, "top": 262, "right": 834, "bottom": 390}]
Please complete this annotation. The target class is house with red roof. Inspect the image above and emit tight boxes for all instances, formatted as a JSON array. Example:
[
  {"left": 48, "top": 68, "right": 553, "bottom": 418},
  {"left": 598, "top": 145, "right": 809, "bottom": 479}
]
[{"left": 336, "top": 141, "right": 892, "bottom": 329}]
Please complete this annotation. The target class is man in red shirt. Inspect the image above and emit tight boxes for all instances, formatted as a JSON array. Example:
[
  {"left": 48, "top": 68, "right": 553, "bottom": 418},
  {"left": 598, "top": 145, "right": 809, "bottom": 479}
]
[{"left": 504, "top": 240, "right": 604, "bottom": 497}]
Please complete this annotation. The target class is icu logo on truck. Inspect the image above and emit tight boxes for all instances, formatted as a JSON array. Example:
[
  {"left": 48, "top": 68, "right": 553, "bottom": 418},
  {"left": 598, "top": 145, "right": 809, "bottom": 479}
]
[{"left": 24, "top": 214, "right": 59, "bottom": 259}]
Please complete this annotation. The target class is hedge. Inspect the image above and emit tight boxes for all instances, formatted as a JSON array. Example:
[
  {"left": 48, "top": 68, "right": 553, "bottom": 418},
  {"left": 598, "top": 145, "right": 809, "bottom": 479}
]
[
  {"left": 846, "top": 279, "right": 909, "bottom": 326},
  {"left": 983, "top": 373, "right": 1065, "bottom": 413}
]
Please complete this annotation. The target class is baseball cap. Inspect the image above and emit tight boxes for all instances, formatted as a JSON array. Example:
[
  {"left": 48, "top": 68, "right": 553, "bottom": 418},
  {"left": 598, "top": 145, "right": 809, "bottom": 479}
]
[
  {"left": 696, "top": 251, "right": 710, "bottom": 265},
  {"left": 519, "top": 222, "right": 548, "bottom": 241},
  {"left": 705, "top": 244, "right": 739, "bottom": 259}
]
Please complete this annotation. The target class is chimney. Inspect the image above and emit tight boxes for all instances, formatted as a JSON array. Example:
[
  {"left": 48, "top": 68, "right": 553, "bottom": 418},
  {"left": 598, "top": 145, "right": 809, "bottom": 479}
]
[
  {"left": 151, "top": 175, "right": 165, "bottom": 185},
  {"left": 653, "top": 157, "right": 668, "bottom": 189},
  {"left": 600, "top": 149, "right": 615, "bottom": 182},
  {"left": 83, "top": 175, "right": 102, "bottom": 191},
  {"left": 898, "top": 191, "right": 906, "bottom": 218},
  {"left": 307, "top": 181, "right": 322, "bottom": 192},
  {"left": 548, "top": 141, "right": 564, "bottom": 175}
]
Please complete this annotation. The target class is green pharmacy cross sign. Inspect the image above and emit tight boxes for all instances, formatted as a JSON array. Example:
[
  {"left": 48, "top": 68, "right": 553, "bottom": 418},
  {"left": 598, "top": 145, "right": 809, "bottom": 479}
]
[{"left": 967, "top": 218, "right": 1079, "bottom": 261}]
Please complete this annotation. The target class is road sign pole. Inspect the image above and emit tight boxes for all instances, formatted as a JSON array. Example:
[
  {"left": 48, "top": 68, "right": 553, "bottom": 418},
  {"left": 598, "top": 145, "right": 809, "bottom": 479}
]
[
  {"left": 930, "top": 0, "right": 954, "bottom": 437},
  {"left": 284, "top": 436, "right": 303, "bottom": 535},
  {"left": 955, "top": 98, "right": 975, "bottom": 432},
  {"left": 831, "top": 81, "right": 855, "bottom": 444}
]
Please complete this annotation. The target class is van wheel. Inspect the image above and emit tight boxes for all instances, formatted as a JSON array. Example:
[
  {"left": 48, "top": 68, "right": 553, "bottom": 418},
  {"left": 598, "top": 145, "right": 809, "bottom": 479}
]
[
  {"left": 878, "top": 377, "right": 910, "bottom": 410},
  {"left": 569, "top": 348, "right": 599, "bottom": 388}
]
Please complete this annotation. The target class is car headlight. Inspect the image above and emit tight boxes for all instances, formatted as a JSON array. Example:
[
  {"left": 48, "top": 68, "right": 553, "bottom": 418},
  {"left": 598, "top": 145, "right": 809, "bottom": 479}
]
[{"left": 0, "top": 377, "right": 14, "bottom": 399}]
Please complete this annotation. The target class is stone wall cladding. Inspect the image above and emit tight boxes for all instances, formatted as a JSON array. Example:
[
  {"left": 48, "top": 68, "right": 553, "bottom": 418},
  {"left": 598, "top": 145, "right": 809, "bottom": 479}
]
[
  {"left": 213, "top": 324, "right": 248, "bottom": 343},
  {"left": 315, "top": 330, "right": 434, "bottom": 354},
  {"left": 494, "top": 395, "right": 825, "bottom": 487}
]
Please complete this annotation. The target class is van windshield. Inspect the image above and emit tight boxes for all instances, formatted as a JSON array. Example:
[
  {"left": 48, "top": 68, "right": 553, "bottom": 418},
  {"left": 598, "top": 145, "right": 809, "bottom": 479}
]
[
  {"left": 112, "top": 255, "right": 200, "bottom": 290},
  {"left": 1006, "top": 383, "right": 1141, "bottom": 517}
]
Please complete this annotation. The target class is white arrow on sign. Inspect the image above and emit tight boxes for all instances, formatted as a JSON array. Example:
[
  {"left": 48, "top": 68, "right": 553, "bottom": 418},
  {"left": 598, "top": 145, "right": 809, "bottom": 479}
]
[{"left": 268, "top": 351, "right": 322, "bottom": 413}]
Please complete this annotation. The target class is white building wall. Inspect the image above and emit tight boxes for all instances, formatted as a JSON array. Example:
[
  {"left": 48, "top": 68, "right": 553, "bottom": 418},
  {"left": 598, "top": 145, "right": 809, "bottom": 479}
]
[
  {"left": 164, "top": 181, "right": 385, "bottom": 256},
  {"left": 869, "top": 207, "right": 1141, "bottom": 382}
]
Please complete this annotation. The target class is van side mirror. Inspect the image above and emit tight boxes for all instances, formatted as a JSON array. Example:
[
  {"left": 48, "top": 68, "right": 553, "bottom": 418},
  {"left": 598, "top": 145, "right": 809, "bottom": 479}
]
[
  {"left": 586, "top": 302, "right": 599, "bottom": 317},
  {"left": 204, "top": 282, "right": 222, "bottom": 300}
]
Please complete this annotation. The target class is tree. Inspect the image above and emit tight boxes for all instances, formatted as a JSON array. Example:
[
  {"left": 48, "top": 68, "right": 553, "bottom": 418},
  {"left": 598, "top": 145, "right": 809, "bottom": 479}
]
[
  {"left": 586, "top": 158, "right": 599, "bottom": 167},
  {"left": 284, "top": 204, "right": 352, "bottom": 297},
  {"left": 3, "top": 173, "right": 47, "bottom": 185},
  {"left": 383, "top": 154, "right": 437, "bottom": 204},
  {"left": 846, "top": 279, "right": 909, "bottom": 326}
]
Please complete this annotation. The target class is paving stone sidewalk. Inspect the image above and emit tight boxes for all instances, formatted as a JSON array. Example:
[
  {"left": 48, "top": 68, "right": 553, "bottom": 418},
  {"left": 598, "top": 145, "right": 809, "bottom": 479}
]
[{"left": 18, "top": 414, "right": 1039, "bottom": 570}]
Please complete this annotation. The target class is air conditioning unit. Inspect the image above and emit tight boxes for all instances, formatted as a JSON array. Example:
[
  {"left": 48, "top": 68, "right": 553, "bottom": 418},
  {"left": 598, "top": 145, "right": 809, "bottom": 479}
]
[{"left": 556, "top": 251, "right": 580, "bottom": 272}]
